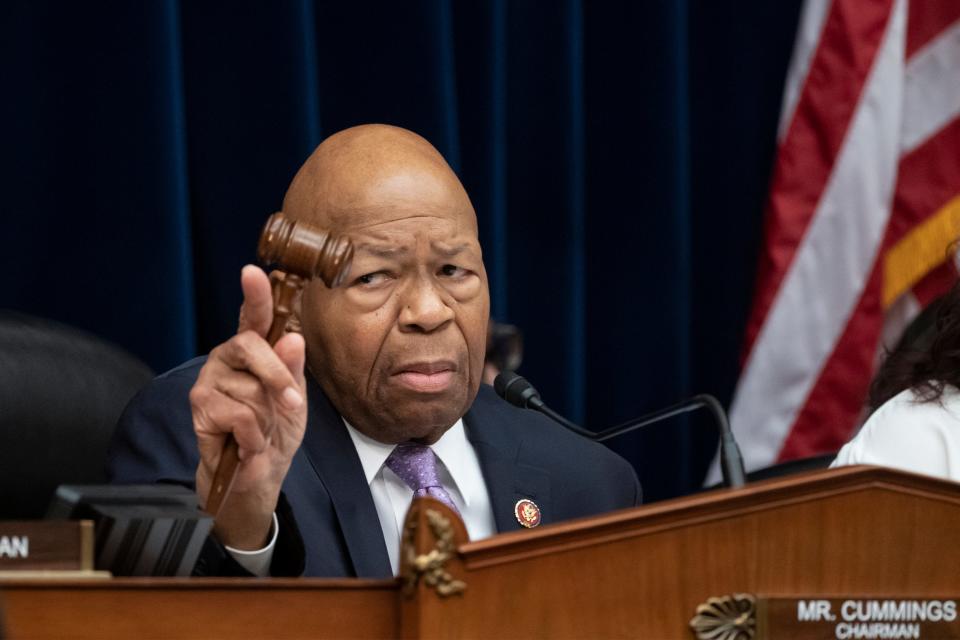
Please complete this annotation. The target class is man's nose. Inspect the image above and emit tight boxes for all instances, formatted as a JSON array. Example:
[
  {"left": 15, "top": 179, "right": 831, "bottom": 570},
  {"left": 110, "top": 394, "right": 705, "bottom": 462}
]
[{"left": 398, "top": 277, "right": 455, "bottom": 333}]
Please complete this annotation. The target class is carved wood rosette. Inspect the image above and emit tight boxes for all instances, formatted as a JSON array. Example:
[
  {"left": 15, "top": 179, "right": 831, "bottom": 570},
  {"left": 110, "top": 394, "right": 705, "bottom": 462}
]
[{"left": 689, "top": 593, "right": 756, "bottom": 640}]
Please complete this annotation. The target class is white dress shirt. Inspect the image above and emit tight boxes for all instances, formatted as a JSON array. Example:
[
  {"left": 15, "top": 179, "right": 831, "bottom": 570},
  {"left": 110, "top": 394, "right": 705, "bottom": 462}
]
[
  {"left": 227, "top": 417, "right": 496, "bottom": 576},
  {"left": 345, "top": 418, "right": 496, "bottom": 574}
]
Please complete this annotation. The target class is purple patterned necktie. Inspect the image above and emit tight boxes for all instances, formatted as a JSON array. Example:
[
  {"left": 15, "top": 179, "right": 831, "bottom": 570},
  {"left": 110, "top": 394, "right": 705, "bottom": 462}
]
[{"left": 385, "top": 442, "right": 460, "bottom": 515}]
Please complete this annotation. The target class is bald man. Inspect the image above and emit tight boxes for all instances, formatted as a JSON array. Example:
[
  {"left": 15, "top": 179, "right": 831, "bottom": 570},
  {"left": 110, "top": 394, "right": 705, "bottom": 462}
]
[{"left": 108, "top": 125, "right": 641, "bottom": 577}]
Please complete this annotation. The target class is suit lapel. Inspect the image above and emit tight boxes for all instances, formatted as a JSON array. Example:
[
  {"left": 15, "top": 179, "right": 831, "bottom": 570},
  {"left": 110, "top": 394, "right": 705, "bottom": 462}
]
[
  {"left": 465, "top": 403, "right": 553, "bottom": 532},
  {"left": 300, "top": 376, "right": 392, "bottom": 577}
]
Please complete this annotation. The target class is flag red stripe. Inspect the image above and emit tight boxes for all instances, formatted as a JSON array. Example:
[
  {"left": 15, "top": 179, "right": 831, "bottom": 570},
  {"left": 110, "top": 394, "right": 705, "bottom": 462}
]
[
  {"left": 887, "top": 116, "right": 960, "bottom": 243},
  {"left": 778, "top": 253, "right": 958, "bottom": 460},
  {"left": 777, "top": 120, "right": 960, "bottom": 460},
  {"left": 906, "top": 1, "right": 960, "bottom": 58},
  {"left": 776, "top": 255, "right": 885, "bottom": 460},
  {"left": 741, "top": 0, "right": 895, "bottom": 364}
]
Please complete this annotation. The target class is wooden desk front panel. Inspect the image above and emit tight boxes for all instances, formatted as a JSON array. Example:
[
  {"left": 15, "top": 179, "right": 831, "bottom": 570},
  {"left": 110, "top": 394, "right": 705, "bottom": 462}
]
[
  {"left": 422, "top": 470, "right": 960, "bottom": 638},
  {"left": 0, "top": 578, "right": 398, "bottom": 640},
  {"left": 3, "top": 468, "right": 956, "bottom": 639}
]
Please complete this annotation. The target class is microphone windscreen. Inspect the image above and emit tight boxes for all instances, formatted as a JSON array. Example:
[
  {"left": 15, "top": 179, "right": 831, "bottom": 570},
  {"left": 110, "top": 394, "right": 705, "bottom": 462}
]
[
  {"left": 493, "top": 371, "right": 518, "bottom": 399},
  {"left": 493, "top": 371, "right": 540, "bottom": 408}
]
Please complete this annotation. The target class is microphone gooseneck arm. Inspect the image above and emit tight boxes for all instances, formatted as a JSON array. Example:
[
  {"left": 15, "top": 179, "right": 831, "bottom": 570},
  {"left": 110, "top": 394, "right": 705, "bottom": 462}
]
[
  {"left": 494, "top": 371, "right": 595, "bottom": 438},
  {"left": 493, "top": 371, "right": 746, "bottom": 489},
  {"left": 594, "top": 394, "right": 745, "bottom": 488},
  {"left": 528, "top": 396, "right": 596, "bottom": 439}
]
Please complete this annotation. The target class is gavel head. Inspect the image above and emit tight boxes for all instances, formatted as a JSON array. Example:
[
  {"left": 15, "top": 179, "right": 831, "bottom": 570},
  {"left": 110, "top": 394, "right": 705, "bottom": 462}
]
[{"left": 257, "top": 212, "right": 354, "bottom": 288}]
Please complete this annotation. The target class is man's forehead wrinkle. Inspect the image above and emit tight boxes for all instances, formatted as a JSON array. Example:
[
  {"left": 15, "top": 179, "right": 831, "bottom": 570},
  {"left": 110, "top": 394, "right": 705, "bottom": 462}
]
[
  {"left": 291, "top": 174, "right": 475, "bottom": 232},
  {"left": 431, "top": 241, "right": 471, "bottom": 257},
  {"left": 341, "top": 212, "right": 475, "bottom": 233},
  {"left": 354, "top": 242, "right": 409, "bottom": 259}
]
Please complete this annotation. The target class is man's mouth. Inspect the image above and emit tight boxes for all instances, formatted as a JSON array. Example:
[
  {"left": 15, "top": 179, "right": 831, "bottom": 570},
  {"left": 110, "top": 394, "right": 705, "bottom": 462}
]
[{"left": 392, "top": 361, "right": 457, "bottom": 393}]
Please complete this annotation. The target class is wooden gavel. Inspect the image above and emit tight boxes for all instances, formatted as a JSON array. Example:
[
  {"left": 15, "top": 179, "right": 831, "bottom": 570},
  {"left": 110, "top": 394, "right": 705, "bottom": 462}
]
[{"left": 204, "top": 212, "right": 354, "bottom": 518}]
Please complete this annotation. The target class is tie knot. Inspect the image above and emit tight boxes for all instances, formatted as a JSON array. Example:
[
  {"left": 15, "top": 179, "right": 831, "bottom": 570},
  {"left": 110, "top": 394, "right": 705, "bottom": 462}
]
[{"left": 385, "top": 443, "right": 443, "bottom": 492}]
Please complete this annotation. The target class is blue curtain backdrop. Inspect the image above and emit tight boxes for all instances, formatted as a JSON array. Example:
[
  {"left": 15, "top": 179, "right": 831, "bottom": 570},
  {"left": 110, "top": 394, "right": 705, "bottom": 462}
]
[{"left": 0, "top": 1, "right": 802, "bottom": 501}]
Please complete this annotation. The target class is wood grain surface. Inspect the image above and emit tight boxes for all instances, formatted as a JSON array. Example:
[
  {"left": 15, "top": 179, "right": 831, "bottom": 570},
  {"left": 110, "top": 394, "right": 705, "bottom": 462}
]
[
  {"left": 3, "top": 466, "right": 958, "bottom": 639},
  {"left": 0, "top": 578, "right": 398, "bottom": 639}
]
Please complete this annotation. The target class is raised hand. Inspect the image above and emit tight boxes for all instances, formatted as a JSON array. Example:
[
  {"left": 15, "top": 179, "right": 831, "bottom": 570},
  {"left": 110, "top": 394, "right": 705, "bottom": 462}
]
[{"left": 191, "top": 265, "right": 308, "bottom": 550}]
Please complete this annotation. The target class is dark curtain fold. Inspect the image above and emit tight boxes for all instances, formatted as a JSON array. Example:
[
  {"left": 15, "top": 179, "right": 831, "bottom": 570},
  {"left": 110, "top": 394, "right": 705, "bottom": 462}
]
[{"left": 0, "top": 0, "right": 803, "bottom": 500}]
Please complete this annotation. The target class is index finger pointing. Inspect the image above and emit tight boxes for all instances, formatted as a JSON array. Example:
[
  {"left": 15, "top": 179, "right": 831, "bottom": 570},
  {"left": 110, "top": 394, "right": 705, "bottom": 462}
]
[{"left": 237, "top": 265, "right": 273, "bottom": 337}]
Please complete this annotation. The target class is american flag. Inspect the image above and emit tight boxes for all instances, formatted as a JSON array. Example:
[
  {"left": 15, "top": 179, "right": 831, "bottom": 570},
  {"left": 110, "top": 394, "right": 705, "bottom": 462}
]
[{"left": 708, "top": 0, "right": 960, "bottom": 481}]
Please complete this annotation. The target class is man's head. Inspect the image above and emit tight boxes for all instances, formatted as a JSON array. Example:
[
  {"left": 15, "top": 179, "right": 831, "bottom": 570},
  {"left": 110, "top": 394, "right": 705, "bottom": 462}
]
[{"left": 285, "top": 125, "right": 489, "bottom": 444}]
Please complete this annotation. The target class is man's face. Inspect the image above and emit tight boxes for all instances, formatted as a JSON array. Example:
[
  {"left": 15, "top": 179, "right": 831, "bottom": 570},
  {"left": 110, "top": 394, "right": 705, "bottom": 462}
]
[{"left": 297, "top": 167, "right": 490, "bottom": 444}]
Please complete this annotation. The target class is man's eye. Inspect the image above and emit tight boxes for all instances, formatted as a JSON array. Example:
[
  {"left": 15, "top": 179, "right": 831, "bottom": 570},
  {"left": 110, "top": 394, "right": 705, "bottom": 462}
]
[
  {"left": 439, "top": 264, "right": 467, "bottom": 278},
  {"left": 354, "top": 272, "right": 388, "bottom": 286}
]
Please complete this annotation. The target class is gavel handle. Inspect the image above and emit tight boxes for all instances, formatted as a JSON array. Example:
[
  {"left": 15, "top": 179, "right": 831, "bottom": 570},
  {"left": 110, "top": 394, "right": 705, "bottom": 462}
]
[{"left": 205, "top": 273, "right": 304, "bottom": 518}]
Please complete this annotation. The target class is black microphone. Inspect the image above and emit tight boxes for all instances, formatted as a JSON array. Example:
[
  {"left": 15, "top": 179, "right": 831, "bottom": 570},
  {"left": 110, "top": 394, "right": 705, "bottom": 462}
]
[
  {"left": 493, "top": 371, "right": 595, "bottom": 438},
  {"left": 493, "top": 371, "right": 746, "bottom": 489}
]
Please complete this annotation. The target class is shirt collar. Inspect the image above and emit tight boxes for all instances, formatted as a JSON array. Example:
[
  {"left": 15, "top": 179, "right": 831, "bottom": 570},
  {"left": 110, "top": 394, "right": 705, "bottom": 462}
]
[{"left": 343, "top": 418, "right": 474, "bottom": 507}]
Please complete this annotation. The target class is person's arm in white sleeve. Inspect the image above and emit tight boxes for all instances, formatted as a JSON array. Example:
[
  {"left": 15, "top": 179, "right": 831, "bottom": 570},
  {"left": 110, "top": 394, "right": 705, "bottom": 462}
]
[{"left": 224, "top": 512, "right": 279, "bottom": 577}]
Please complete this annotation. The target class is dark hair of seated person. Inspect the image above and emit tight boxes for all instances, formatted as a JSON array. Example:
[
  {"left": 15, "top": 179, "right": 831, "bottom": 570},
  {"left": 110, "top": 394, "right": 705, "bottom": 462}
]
[{"left": 869, "top": 281, "right": 960, "bottom": 412}]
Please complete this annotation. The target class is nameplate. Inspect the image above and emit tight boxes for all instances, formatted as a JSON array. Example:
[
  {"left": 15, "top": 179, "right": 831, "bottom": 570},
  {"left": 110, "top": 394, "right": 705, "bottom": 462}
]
[
  {"left": 0, "top": 520, "right": 94, "bottom": 571},
  {"left": 690, "top": 594, "right": 960, "bottom": 639},
  {"left": 760, "top": 597, "right": 960, "bottom": 639}
]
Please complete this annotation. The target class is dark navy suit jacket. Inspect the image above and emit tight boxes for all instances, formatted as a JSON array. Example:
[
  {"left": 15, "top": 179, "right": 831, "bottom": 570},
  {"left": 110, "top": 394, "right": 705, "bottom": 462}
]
[{"left": 107, "top": 357, "right": 642, "bottom": 577}]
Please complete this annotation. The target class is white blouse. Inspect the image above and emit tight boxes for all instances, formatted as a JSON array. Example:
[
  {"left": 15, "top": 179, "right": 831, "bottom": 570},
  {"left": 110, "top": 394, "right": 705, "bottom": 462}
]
[{"left": 832, "top": 384, "right": 960, "bottom": 481}]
